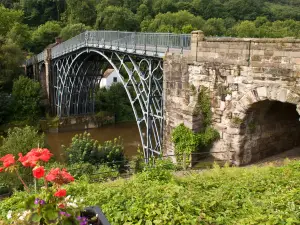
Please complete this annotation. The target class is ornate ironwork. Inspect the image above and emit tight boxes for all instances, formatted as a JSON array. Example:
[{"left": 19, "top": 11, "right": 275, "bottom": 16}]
[
  {"left": 25, "top": 30, "right": 191, "bottom": 158},
  {"left": 51, "top": 48, "right": 163, "bottom": 159}
]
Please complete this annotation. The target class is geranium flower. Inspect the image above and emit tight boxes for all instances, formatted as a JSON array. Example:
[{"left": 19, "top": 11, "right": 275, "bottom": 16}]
[
  {"left": 0, "top": 154, "right": 15, "bottom": 168},
  {"left": 18, "top": 148, "right": 53, "bottom": 167},
  {"left": 54, "top": 189, "right": 67, "bottom": 198},
  {"left": 32, "top": 166, "right": 45, "bottom": 179},
  {"left": 30, "top": 148, "right": 53, "bottom": 162},
  {"left": 18, "top": 153, "right": 38, "bottom": 167},
  {"left": 46, "top": 168, "right": 74, "bottom": 185}
]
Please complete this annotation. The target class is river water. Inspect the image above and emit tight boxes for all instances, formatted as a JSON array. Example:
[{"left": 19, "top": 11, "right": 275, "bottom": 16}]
[{"left": 46, "top": 122, "right": 141, "bottom": 160}]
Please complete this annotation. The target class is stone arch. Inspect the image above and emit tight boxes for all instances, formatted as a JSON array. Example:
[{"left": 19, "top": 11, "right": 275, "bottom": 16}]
[{"left": 228, "top": 86, "right": 300, "bottom": 165}]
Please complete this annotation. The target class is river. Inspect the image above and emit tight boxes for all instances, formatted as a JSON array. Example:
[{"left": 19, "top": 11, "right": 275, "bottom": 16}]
[{"left": 46, "top": 122, "right": 141, "bottom": 161}]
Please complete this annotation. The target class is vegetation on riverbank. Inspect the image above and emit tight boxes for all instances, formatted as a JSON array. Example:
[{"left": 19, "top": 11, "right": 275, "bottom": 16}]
[{"left": 1, "top": 160, "right": 300, "bottom": 224}]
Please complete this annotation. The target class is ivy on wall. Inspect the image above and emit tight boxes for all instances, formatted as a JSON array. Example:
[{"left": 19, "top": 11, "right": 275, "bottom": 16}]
[{"left": 172, "top": 86, "right": 219, "bottom": 167}]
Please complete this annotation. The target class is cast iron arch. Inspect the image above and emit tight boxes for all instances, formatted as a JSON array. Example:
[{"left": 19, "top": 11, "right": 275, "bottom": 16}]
[{"left": 51, "top": 48, "right": 164, "bottom": 159}]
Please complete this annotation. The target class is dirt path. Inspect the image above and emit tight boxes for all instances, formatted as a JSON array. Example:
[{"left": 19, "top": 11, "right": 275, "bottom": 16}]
[{"left": 251, "top": 147, "right": 300, "bottom": 166}]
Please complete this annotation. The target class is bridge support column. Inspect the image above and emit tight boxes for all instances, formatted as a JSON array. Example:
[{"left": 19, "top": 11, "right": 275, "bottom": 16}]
[
  {"left": 163, "top": 53, "right": 202, "bottom": 156},
  {"left": 44, "top": 48, "right": 52, "bottom": 101}
]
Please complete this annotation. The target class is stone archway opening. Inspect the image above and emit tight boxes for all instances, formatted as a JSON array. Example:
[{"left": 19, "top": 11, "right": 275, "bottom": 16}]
[{"left": 239, "top": 100, "right": 300, "bottom": 164}]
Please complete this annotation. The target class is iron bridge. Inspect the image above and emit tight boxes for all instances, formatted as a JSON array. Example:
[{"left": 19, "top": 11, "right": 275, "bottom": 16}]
[{"left": 25, "top": 30, "right": 191, "bottom": 160}]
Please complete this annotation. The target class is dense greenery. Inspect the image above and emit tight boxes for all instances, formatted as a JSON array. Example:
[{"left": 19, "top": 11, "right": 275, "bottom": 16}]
[
  {"left": 11, "top": 76, "right": 42, "bottom": 123},
  {"left": 1, "top": 0, "right": 300, "bottom": 56},
  {"left": 95, "top": 83, "right": 135, "bottom": 122},
  {"left": 64, "top": 132, "right": 126, "bottom": 169},
  {"left": 2, "top": 161, "right": 300, "bottom": 224}
]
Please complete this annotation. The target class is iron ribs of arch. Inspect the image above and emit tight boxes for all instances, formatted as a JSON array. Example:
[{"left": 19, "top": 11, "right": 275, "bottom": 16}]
[{"left": 51, "top": 48, "right": 164, "bottom": 158}]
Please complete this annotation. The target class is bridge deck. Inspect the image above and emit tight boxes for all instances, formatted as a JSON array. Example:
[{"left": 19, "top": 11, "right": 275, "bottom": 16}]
[{"left": 26, "top": 31, "right": 191, "bottom": 65}]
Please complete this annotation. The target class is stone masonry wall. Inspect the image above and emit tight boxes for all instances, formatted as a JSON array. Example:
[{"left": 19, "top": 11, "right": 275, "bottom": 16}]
[{"left": 163, "top": 30, "right": 300, "bottom": 165}]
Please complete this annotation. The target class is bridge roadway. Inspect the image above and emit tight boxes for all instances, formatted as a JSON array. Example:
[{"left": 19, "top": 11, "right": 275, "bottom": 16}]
[{"left": 26, "top": 30, "right": 191, "bottom": 65}]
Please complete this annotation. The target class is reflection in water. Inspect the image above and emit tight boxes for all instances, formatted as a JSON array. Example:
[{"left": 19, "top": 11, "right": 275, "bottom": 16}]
[{"left": 46, "top": 122, "right": 141, "bottom": 161}]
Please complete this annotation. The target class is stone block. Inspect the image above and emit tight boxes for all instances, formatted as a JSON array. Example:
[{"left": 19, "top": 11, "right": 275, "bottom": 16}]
[
  {"left": 277, "top": 89, "right": 288, "bottom": 102},
  {"left": 256, "top": 86, "right": 268, "bottom": 99}
]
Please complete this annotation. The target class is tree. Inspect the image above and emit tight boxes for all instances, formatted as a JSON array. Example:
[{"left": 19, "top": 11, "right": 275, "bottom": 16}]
[
  {"left": 203, "top": 18, "right": 226, "bottom": 36},
  {"left": 11, "top": 76, "right": 42, "bottom": 123},
  {"left": 0, "top": 38, "right": 24, "bottom": 91},
  {"left": 6, "top": 23, "right": 32, "bottom": 50},
  {"left": 223, "top": 0, "right": 264, "bottom": 21},
  {"left": 31, "top": 21, "right": 61, "bottom": 53},
  {"left": 230, "top": 21, "right": 257, "bottom": 37},
  {"left": 95, "top": 6, "right": 139, "bottom": 31},
  {"left": 60, "top": 23, "right": 91, "bottom": 41},
  {"left": 21, "top": 0, "right": 62, "bottom": 27},
  {"left": 66, "top": 0, "right": 97, "bottom": 26},
  {"left": 0, "top": 5, "right": 23, "bottom": 36},
  {"left": 145, "top": 11, "right": 205, "bottom": 33}
]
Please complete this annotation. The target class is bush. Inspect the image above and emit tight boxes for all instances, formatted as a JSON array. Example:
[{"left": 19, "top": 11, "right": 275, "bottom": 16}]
[
  {"left": 0, "top": 126, "right": 45, "bottom": 189},
  {"left": 65, "top": 132, "right": 126, "bottom": 169},
  {"left": 11, "top": 76, "right": 42, "bottom": 124}
]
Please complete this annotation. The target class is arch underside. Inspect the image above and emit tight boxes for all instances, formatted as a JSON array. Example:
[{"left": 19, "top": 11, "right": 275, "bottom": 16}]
[
  {"left": 50, "top": 48, "right": 164, "bottom": 159},
  {"left": 228, "top": 86, "right": 300, "bottom": 165}
]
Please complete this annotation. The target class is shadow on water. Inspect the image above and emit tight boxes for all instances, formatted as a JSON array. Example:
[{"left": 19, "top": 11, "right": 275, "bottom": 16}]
[{"left": 46, "top": 122, "right": 141, "bottom": 161}]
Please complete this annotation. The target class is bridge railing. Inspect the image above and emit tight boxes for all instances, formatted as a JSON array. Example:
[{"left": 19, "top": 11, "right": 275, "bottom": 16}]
[{"left": 29, "top": 31, "right": 191, "bottom": 64}]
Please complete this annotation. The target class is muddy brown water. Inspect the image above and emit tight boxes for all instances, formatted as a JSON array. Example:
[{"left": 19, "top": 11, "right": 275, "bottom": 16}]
[{"left": 46, "top": 122, "right": 141, "bottom": 161}]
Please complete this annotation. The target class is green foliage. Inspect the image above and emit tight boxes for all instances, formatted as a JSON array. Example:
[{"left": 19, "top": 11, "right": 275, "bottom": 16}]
[
  {"left": 172, "top": 124, "right": 198, "bottom": 156},
  {"left": 0, "top": 126, "right": 45, "bottom": 189},
  {"left": 0, "top": 38, "right": 24, "bottom": 92},
  {"left": 137, "top": 158, "right": 176, "bottom": 182},
  {"left": 144, "top": 10, "right": 204, "bottom": 33},
  {"left": 11, "top": 76, "right": 42, "bottom": 123},
  {"left": 6, "top": 23, "right": 32, "bottom": 50},
  {"left": 172, "top": 87, "right": 219, "bottom": 166},
  {"left": 59, "top": 23, "right": 91, "bottom": 41},
  {"left": 95, "top": 5, "right": 139, "bottom": 31},
  {"left": 95, "top": 83, "right": 135, "bottom": 122},
  {"left": 65, "top": 0, "right": 97, "bottom": 26},
  {"left": 65, "top": 132, "right": 126, "bottom": 169},
  {"left": 195, "top": 87, "right": 212, "bottom": 127},
  {"left": 0, "top": 5, "right": 23, "bottom": 36},
  {"left": 31, "top": 21, "right": 61, "bottom": 53},
  {"left": 4, "top": 161, "right": 300, "bottom": 224}
]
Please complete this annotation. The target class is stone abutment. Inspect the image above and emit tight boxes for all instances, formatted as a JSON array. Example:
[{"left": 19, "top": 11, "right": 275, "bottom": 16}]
[{"left": 163, "top": 31, "right": 300, "bottom": 165}]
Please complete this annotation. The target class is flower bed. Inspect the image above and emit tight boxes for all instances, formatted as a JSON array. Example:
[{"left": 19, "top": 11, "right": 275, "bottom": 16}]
[{"left": 0, "top": 148, "right": 109, "bottom": 225}]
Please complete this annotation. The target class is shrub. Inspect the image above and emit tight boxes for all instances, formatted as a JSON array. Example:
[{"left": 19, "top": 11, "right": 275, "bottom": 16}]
[
  {"left": 65, "top": 132, "right": 126, "bottom": 169},
  {"left": 0, "top": 126, "right": 45, "bottom": 189},
  {"left": 11, "top": 76, "right": 42, "bottom": 124}
]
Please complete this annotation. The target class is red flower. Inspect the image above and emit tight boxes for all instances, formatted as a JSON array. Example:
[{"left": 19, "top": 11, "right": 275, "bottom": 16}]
[
  {"left": 0, "top": 167, "right": 4, "bottom": 172},
  {"left": 18, "top": 153, "right": 38, "bottom": 167},
  {"left": 32, "top": 166, "right": 45, "bottom": 179},
  {"left": 0, "top": 154, "right": 15, "bottom": 168},
  {"left": 45, "top": 168, "right": 74, "bottom": 185},
  {"left": 18, "top": 148, "right": 53, "bottom": 168},
  {"left": 58, "top": 203, "right": 66, "bottom": 209},
  {"left": 54, "top": 189, "right": 67, "bottom": 198},
  {"left": 30, "top": 148, "right": 53, "bottom": 162}
]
